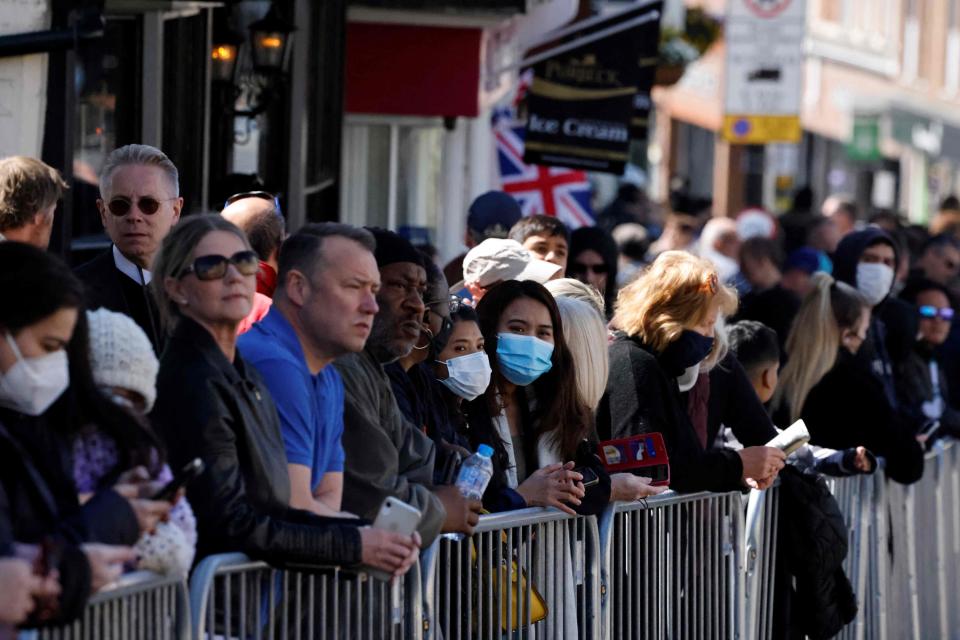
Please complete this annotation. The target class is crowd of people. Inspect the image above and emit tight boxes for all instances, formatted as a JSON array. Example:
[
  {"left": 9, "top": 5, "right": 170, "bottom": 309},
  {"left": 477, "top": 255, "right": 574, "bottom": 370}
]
[{"left": 0, "top": 145, "right": 954, "bottom": 635}]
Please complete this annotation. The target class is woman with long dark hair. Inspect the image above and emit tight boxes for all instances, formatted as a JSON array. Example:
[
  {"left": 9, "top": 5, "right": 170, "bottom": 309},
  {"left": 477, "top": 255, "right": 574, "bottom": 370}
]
[
  {"left": 463, "top": 280, "right": 607, "bottom": 514},
  {"left": 0, "top": 242, "right": 137, "bottom": 626},
  {"left": 567, "top": 226, "right": 619, "bottom": 316}
]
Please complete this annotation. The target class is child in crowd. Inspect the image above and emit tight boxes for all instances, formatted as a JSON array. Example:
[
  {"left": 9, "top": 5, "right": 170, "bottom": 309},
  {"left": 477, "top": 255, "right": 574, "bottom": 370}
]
[
  {"left": 508, "top": 214, "right": 570, "bottom": 272},
  {"left": 727, "top": 320, "right": 874, "bottom": 475},
  {"left": 76, "top": 308, "right": 197, "bottom": 576}
]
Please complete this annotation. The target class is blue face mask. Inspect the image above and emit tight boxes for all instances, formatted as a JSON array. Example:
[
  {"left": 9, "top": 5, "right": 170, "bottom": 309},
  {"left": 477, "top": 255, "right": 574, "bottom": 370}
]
[{"left": 495, "top": 333, "right": 554, "bottom": 386}]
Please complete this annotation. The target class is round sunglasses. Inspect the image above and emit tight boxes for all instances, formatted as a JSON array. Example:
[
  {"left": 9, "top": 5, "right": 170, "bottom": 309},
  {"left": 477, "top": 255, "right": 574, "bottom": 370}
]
[
  {"left": 179, "top": 250, "right": 259, "bottom": 281},
  {"left": 106, "top": 196, "right": 178, "bottom": 216},
  {"left": 918, "top": 305, "right": 955, "bottom": 321}
]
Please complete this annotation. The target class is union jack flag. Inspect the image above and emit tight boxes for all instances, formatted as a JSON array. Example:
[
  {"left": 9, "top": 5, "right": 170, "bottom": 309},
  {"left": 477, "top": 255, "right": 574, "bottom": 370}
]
[{"left": 493, "top": 107, "right": 595, "bottom": 229}]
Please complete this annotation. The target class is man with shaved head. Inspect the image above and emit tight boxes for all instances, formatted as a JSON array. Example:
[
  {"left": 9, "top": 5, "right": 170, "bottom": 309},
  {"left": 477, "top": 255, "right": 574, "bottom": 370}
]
[{"left": 221, "top": 191, "right": 285, "bottom": 297}]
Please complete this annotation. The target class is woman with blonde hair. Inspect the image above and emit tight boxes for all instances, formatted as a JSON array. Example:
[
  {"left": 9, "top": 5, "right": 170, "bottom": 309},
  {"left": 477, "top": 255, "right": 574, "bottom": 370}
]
[
  {"left": 772, "top": 273, "right": 923, "bottom": 483},
  {"left": 553, "top": 294, "right": 667, "bottom": 501},
  {"left": 598, "top": 251, "right": 786, "bottom": 492}
]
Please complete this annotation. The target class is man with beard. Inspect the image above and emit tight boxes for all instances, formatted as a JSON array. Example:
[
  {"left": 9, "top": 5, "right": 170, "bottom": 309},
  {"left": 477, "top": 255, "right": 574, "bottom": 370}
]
[{"left": 334, "top": 228, "right": 481, "bottom": 544}]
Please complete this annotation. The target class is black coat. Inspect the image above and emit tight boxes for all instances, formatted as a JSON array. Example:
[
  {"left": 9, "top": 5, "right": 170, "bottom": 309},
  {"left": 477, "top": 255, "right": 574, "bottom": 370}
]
[
  {"left": 774, "top": 466, "right": 858, "bottom": 639},
  {"left": 74, "top": 249, "right": 162, "bottom": 352},
  {"left": 151, "top": 317, "right": 362, "bottom": 568},
  {"left": 597, "top": 335, "right": 744, "bottom": 493},
  {"left": 0, "top": 415, "right": 115, "bottom": 626},
  {"left": 801, "top": 349, "right": 924, "bottom": 484},
  {"left": 706, "top": 353, "right": 778, "bottom": 447}
]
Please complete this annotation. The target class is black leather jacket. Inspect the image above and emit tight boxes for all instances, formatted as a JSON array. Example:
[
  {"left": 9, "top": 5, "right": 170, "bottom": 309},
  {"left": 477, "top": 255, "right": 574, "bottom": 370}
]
[{"left": 151, "top": 317, "right": 362, "bottom": 568}]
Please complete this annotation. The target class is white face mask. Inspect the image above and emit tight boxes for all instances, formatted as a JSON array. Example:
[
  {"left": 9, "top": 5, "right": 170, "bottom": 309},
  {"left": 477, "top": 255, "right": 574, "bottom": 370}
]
[
  {"left": 677, "top": 363, "right": 700, "bottom": 392},
  {"left": 856, "top": 262, "right": 894, "bottom": 306},
  {"left": 437, "top": 351, "right": 492, "bottom": 401},
  {"left": 0, "top": 332, "right": 70, "bottom": 416}
]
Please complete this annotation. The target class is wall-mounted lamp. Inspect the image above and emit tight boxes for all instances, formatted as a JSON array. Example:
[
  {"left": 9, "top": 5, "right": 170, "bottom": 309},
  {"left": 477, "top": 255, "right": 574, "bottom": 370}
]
[{"left": 211, "top": 2, "right": 296, "bottom": 120}]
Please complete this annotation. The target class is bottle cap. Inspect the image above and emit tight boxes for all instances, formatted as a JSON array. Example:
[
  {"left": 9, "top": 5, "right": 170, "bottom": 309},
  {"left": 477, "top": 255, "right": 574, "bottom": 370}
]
[{"left": 478, "top": 444, "right": 494, "bottom": 457}]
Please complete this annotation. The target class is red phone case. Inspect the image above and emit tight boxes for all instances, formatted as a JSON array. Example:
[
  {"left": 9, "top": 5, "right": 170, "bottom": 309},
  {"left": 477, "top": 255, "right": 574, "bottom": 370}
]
[{"left": 597, "top": 433, "right": 670, "bottom": 486}]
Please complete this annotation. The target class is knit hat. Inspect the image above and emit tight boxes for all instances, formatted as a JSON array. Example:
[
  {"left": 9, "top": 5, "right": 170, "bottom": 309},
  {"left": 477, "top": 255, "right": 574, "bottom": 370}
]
[
  {"left": 86, "top": 308, "right": 159, "bottom": 412},
  {"left": 365, "top": 227, "right": 424, "bottom": 269}
]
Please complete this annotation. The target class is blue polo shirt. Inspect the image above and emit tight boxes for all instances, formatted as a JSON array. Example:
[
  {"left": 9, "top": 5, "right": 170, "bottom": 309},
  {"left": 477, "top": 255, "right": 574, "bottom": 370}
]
[{"left": 238, "top": 308, "right": 345, "bottom": 491}]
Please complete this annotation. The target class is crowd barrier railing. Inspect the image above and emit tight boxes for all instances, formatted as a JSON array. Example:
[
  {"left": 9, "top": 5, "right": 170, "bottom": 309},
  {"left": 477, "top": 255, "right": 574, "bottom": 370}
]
[
  {"left": 188, "top": 552, "right": 421, "bottom": 640},
  {"left": 597, "top": 490, "right": 744, "bottom": 640},
  {"left": 743, "top": 483, "right": 780, "bottom": 640},
  {"left": 23, "top": 437, "right": 960, "bottom": 640},
  {"left": 419, "top": 506, "right": 600, "bottom": 640},
  {"left": 29, "top": 570, "right": 189, "bottom": 640}
]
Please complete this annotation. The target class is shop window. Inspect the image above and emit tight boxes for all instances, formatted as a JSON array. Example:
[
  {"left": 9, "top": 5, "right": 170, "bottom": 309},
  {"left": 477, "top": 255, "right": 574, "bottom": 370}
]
[
  {"left": 162, "top": 12, "right": 208, "bottom": 215},
  {"left": 71, "top": 16, "right": 142, "bottom": 244},
  {"left": 340, "top": 119, "right": 444, "bottom": 239}
]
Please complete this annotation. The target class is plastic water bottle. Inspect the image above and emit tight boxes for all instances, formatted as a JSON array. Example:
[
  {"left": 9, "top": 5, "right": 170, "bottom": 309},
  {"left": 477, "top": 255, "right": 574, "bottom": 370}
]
[{"left": 444, "top": 445, "right": 494, "bottom": 541}]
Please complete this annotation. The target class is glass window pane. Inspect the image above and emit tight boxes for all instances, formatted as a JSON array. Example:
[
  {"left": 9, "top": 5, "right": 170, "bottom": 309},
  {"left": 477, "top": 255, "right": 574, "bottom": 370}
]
[
  {"left": 396, "top": 126, "right": 443, "bottom": 238},
  {"left": 72, "top": 16, "right": 141, "bottom": 242}
]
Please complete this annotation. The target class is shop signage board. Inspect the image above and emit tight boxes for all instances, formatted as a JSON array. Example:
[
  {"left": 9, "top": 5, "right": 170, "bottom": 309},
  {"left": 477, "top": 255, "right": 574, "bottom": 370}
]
[
  {"left": 722, "top": 0, "right": 805, "bottom": 144},
  {"left": 523, "top": 3, "right": 662, "bottom": 174},
  {"left": 846, "top": 114, "right": 882, "bottom": 162}
]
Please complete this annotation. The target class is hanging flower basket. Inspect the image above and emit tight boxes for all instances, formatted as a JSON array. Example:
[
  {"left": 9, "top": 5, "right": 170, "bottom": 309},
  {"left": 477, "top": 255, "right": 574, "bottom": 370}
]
[{"left": 655, "top": 8, "right": 723, "bottom": 87}]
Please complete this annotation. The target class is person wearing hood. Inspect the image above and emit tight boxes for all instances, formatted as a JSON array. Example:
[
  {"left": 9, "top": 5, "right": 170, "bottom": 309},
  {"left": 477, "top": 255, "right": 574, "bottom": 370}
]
[
  {"left": 832, "top": 227, "right": 918, "bottom": 412},
  {"left": 598, "top": 251, "right": 786, "bottom": 493}
]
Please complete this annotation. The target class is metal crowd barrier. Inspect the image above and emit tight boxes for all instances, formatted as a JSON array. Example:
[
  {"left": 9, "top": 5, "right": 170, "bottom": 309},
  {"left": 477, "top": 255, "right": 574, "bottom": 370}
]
[
  {"left": 30, "top": 570, "right": 189, "bottom": 640},
  {"left": 25, "top": 438, "right": 960, "bottom": 640},
  {"left": 597, "top": 490, "right": 744, "bottom": 640},
  {"left": 419, "top": 507, "right": 600, "bottom": 640},
  {"left": 188, "top": 552, "right": 421, "bottom": 640},
  {"left": 743, "top": 483, "right": 780, "bottom": 640}
]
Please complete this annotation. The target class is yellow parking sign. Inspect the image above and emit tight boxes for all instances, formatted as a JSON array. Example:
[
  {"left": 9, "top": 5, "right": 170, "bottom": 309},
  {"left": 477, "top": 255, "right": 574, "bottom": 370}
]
[{"left": 721, "top": 115, "right": 802, "bottom": 144}]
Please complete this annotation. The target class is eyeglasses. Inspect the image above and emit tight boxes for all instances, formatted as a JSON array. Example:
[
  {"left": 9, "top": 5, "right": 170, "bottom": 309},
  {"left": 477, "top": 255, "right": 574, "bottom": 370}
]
[
  {"left": 224, "top": 191, "right": 282, "bottom": 218},
  {"left": 919, "top": 305, "right": 955, "bottom": 321},
  {"left": 179, "top": 250, "right": 259, "bottom": 281},
  {"left": 571, "top": 262, "right": 608, "bottom": 275},
  {"left": 106, "top": 196, "right": 177, "bottom": 217}
]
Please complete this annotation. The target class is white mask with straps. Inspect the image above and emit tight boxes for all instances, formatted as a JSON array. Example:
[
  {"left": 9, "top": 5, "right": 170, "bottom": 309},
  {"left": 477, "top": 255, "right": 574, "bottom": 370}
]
[
  {"left": 677, "top": 364, "right": 700, "bottom": 392},
  {"left": 437, "top": 351, "right": 492, "bottom": 401},
  {"left": 856, "top": 262, "right": 895, "bottom": 306},
  {"left": 0, "top": 332, "right": 70, "bottom": 416}
]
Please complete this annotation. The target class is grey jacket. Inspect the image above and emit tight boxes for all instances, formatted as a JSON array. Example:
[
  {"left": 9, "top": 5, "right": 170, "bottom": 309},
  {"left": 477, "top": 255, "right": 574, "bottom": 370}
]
[{"left": 335, "top": 349, "right": 446, "bottom": 544}]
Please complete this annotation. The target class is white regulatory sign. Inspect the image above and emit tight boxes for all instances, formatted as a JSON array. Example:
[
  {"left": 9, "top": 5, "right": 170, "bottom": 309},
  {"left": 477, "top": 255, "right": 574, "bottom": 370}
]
[{"left": 724, "top": 0, "right": 806, "bottom": 117}]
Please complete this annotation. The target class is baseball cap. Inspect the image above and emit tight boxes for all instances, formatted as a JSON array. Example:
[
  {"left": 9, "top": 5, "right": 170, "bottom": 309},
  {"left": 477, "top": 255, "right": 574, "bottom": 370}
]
[
  {"left": 467, "top": 191, "right": 523, "bottom": 240},
  {"left": 455, "top": 238, "right": 561, "bottom": 290},
  {"left": 784, "top": 247, "right": 830, "bottom": 275}
]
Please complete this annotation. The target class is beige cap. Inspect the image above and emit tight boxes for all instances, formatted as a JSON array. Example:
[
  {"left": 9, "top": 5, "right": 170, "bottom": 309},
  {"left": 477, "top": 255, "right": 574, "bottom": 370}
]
[{"left": 457, "top": 238, "right": 561, "bottom": 290}]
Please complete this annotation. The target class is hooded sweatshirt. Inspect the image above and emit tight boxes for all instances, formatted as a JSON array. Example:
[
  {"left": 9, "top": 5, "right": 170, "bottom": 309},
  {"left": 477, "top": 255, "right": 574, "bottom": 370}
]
[{"left": 833, "top": 228, "right": 917, "bottom": 413}]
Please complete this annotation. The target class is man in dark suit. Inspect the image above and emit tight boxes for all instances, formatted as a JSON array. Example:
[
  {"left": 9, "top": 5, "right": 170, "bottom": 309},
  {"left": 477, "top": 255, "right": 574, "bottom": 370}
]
[{"left": 75, "top": 144, "right": 183, "bottom": 351}]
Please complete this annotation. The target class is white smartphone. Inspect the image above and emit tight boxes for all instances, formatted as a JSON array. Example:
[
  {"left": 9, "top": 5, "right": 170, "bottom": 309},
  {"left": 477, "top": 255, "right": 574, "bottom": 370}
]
[{"left": 365, "top": 497, "right": 422, "bottom": 582}]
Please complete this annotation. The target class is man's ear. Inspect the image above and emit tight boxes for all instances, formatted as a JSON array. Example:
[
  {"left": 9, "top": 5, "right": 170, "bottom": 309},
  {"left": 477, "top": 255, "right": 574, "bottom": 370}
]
[
  {"left": 284, "top": 270, "right": 308, "bottom": 306},
  {"left": 761, "top": 366, "right": 775, "bottom": 391},
  {"left": 96, "top": 199, "right": 108, "bottom": 228}
]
